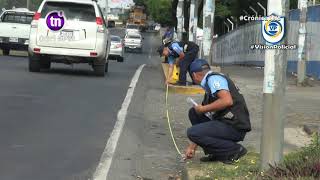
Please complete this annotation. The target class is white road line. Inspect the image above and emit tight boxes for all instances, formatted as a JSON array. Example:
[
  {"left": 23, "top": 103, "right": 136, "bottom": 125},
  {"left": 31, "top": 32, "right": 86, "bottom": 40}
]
[
  {"left": 148, "top": 46, "right": 153, "bottom": 59},
  {"left": 92, "top": 64, "right": 146, "bottom": 180}
]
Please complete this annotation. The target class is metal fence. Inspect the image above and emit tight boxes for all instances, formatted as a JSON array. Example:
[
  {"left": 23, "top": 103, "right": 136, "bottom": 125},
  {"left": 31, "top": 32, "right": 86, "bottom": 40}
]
[{"left": 211, "top": 5, "right": 320, "bottom": 80}]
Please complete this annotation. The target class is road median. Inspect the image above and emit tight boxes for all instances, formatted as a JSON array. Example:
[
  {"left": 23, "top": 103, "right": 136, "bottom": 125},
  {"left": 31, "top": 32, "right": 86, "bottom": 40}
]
[{"left": 161, "top": 63, "right": 221, "bottom": 95}]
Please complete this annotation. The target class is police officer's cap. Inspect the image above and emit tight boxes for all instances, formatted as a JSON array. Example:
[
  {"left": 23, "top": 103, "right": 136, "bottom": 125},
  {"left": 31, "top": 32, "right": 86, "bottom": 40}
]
[{"left": 190, "top": 59, "right": 211, "bottom": 73}]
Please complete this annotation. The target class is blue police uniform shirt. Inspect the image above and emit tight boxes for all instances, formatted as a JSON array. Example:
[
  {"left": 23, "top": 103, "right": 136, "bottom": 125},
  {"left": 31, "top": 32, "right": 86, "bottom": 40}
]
[
  {"left": 168, "top": 43, "right": 183, "bottom": 65},
  {"left": 168, "top": 56, "right": 176, "bottom": 65},
  {"left": 200, "top": 71, "right": 229, "bottom": 95}
]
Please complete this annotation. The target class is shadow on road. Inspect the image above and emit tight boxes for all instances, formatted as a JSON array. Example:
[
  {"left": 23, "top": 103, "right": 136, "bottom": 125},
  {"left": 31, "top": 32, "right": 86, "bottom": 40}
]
[{"left": 38, "top": 68, "right": 102, "bottom": 78}]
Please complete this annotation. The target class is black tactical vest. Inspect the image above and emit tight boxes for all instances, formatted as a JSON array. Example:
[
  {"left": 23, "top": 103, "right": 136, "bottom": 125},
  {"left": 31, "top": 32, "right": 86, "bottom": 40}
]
[
  {"left": 203, "top": 72, "right": 251, "bottom": 132},
  {"left": 167, "top": 41, "right": 199, "bottom": 58}
]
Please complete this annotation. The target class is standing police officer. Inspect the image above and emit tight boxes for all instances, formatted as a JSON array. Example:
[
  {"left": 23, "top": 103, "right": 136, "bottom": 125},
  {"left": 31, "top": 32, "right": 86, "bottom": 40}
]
[
  {"left": 158, "top": 41, "right": 199, "bottom": 86},
  {"left": 184, "top": 59, "right": 251, "bottom": 164}
]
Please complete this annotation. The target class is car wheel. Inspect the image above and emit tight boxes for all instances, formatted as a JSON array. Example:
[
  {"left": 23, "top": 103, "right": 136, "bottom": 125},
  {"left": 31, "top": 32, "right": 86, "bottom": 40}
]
[
  {"left": 105, "top": 62, "right": 109, "bottom": 73},
  {"left": 28, "top": 53, "right": 41, "bottom": 72},
  {"left": 117, "top": 57, "right": 124, "bottom": 62},
  {"left": 2, "top": 49, "right": 10, "bottom": 56},
  {"left": 93, "top": 64, "right": 106, "bottom": 77},
  {"left": 40, "top": 60, "right": 51, "bottom": 69}
]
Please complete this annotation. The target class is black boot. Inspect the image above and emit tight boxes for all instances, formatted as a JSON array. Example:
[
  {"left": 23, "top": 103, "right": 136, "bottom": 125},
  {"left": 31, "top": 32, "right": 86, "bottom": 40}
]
[{"left": 222, "top": 145, "right": 247, "bottom": 165}]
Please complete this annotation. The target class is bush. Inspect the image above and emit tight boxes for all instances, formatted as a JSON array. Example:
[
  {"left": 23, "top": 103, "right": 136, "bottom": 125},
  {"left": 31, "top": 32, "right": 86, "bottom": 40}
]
[{"left": 263, "top": 133, "right": 320, "bottom": 179}]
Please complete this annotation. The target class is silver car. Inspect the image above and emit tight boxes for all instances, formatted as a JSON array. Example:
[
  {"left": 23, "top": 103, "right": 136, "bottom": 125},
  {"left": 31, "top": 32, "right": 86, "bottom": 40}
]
[
  {"left": 108, "top": 35, "right": 124, "bottom": 62},
  {"left": 124, "top": 32, "right": 143, "bottom": 53}
]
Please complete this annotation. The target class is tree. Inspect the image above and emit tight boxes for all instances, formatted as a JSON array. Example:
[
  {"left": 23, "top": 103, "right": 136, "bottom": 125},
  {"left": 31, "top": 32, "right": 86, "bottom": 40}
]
[
  {"left": 29, "top": 0, "right": 42, "bottom": 10},
  {"left": 134, "top": 0, "right": 146, "bottom": 6},
  {"left": 134, "top": 0, "right": 320, "bottom": 31},
  {"left": 133, "top": 0, "right": 174, "bottom": 26},
  {"left": 0, "top": 0, "right": 8, "bottom": 9}
]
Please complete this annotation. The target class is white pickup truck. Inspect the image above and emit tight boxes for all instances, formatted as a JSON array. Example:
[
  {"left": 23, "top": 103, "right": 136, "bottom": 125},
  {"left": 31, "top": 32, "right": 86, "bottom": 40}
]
[
  {"left": 0, "top": 8, "right": 34, "bottom": 55},
  {"left": 124, "top": 32, "right": 143, "bottom": 53}
]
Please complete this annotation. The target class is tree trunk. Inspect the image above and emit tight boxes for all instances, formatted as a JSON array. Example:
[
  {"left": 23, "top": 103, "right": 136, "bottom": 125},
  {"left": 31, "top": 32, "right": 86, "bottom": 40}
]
[{"left": 172, "top": 0, "right": 178, "bottom": 29}]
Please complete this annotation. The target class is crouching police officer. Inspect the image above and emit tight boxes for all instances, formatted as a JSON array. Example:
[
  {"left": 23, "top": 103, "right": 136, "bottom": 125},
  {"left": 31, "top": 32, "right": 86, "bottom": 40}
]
[
  {"left": 184, "top": 59, "right": 251, "bottom": 164},
  {"left": 158, "top": 41, "right": 199, "bottom": 86}
]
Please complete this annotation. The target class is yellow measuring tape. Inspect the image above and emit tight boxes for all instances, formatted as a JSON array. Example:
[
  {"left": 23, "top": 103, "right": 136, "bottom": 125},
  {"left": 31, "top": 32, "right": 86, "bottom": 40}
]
[{"left": 165, "top": 84, "right": 183, "bottom": 156}]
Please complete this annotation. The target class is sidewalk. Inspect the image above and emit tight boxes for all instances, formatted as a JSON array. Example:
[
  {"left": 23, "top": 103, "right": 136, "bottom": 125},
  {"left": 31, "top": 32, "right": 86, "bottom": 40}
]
[{"left": 165, "top": 66, "right": 320, "bottom": 179}]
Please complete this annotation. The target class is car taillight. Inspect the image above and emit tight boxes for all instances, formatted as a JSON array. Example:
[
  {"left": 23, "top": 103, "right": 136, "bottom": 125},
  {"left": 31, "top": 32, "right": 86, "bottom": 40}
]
[
  {"left": 96, "top": 17, "right": 105, "bottom": 33},
  {"left": 34, "top": 48, "right": 41, "bottom": 53},
  {"left": 116, "top": 44, "right": 123, "bottom": 48},
  {"left": 33, "top": 12, "right": 41, "bottom": 20},
  {"left": 90, "top": 52, "right": 98, "bottom": 57},
  {"left": 96, "top": 17, "right": 103, "bottom": 25}
]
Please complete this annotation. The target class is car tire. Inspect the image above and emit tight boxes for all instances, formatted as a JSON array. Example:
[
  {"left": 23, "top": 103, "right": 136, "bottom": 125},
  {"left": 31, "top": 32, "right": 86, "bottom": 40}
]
[
  {"left": 40, "top": 60, "right": 51, "bottom": 69},
  {"left": 28, "top": 53, "right": 41, "bottom": 72},
  {"left": 93, "top": 64, "right": 106, "bottom": 77},
  {"left": 105, "top": 62, "right": 109, "bottom": 73},
  {"left": 117, "top": 57, "right": 124, "bottom": 62},
  {"left": 2, "top": 49, "right": 10, "bottom": 56}
]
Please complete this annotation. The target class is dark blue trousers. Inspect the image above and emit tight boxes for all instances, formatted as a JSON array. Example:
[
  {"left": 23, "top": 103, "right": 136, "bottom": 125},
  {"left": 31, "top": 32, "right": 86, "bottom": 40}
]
[
  {"left": 187, "top": 108, "right": 246, "bottom": 158},
  {"left": 178, "top": 47, "right": 199, "bottom": 85}
]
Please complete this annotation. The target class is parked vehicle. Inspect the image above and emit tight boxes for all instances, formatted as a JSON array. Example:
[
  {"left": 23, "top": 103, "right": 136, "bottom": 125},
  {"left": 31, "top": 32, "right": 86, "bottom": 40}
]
[
  {"left": 28, "top": 0, "right": 110, "bottom": 76},
  {"left": 0, "top": 8, "right": 35, "bottom": 55},
  {"left": 124, "top": 32, "right": 143, "bottom": 53},
  {"left": 108, "top": 35, "right": 124, "bottom": 62}
]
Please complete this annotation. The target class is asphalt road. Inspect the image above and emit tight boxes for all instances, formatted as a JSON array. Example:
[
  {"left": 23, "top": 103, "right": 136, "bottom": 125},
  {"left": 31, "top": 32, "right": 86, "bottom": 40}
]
[{"left": 0, "top": 29, "right": 180, "bottom": 180}]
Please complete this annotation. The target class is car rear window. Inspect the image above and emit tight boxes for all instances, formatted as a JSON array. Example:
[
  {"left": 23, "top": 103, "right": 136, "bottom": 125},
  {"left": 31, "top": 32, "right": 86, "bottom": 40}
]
[
  {"left": 127, "top": 35, "right": 141, "bottom": 39},
  {"left": 41, "top": 2, "right": 96, "bottom": 22},
  {"left": 127, "top": 24, "right": 139, "bottom": 29},
  {"left": 111, "top": 36, "right": 121, "bottom": 42},
  {"left": 1, "top": 12, "right": 33, "bottom": 24}
]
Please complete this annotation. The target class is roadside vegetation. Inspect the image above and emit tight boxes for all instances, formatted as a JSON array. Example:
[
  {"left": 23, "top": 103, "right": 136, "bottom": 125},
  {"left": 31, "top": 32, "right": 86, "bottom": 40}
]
[{"left": 192, "top": 133, "right": 320, "bottom": 179}]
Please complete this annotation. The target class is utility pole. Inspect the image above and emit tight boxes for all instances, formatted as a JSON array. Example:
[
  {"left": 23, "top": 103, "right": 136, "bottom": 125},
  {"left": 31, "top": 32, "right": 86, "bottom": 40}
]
[
  {"left": 176, "top": 0, "right": 184, "bottom": 41},
  {"left": 189, "top": 0, "right": 198, "bottom": 42},
  {"left": 27, "top": 0, "right": 30, "bottom": 10},
  {"left": 193, "top": 0, "right": 198, "bottom": 42},
  {"left": 260, "top": 0, "right": 290, "bottom": 170},
  {"left": 189, "top": 0, "right": 195, "bottom": 42},
  {"left": 105, "top": 0, "right": 108, "bottom": 16},
  {"left": 201, "top": 0, "right": 215, "bottom": 61},
  {"left": 297, "top": 0, "right": 308, "bottom": 86}
]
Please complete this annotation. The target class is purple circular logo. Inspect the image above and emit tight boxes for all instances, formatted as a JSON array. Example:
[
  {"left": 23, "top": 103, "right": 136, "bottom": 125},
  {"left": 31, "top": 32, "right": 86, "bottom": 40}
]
[{"left": 46, "top": 11, "right": 65, "bottom": 31}]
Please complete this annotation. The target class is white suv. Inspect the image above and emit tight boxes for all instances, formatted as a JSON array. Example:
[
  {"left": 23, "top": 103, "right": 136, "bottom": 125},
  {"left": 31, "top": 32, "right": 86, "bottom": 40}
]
[
  {"left": 0, "top": 8, "right": 34, "bottom": 55},
  {"left": 28, "top": 0, "right": 110, "bottom": 76}
]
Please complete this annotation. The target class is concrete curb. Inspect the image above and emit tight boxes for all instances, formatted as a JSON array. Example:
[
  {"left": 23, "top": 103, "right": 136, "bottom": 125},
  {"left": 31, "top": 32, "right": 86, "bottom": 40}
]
[{"left": 161, "top": 63, "right": 221, "bottom": 95}]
